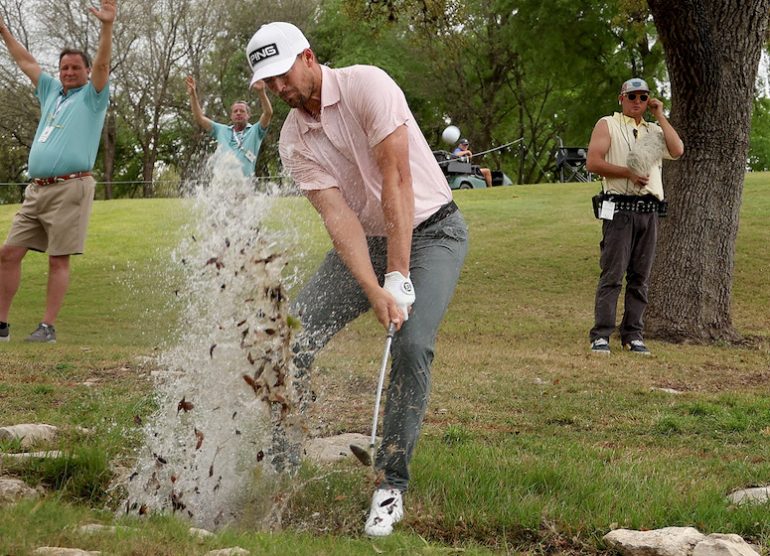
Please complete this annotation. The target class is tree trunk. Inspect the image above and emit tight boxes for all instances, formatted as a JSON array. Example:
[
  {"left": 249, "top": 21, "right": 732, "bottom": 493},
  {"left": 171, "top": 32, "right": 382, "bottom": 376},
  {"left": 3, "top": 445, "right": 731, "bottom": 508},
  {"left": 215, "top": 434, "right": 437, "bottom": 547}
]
[
  {"left": 645, "top": 0, "right": 770, "bottom": 343},
  {"left": 142, "top": 153, "right": 156, "bottom": 199},
  {"left": 102, "top": 109, "right": 117, "bottom": 200}
]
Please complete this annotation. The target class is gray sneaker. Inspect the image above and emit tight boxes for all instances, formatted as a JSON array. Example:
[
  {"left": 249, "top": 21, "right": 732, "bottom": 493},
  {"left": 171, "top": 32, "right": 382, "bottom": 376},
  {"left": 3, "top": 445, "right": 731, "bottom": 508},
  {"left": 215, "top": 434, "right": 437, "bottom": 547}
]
[
  {"left": 0, "top": 323, "right": 8, "bottom": 342},
  {"left": 25, "top": 323, "right": 56, "bottom": 343}
]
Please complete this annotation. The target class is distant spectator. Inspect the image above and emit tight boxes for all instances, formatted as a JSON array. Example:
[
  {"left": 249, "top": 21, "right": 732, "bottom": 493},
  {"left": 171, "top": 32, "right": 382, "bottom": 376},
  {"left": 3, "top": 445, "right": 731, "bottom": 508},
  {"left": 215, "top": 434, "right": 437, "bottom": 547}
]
[
  {"left": 186, "top": 75, "right": 273, "bottom": 176},
  {"left": 453, "top": 138, "right": 492, "bottom": 187}
]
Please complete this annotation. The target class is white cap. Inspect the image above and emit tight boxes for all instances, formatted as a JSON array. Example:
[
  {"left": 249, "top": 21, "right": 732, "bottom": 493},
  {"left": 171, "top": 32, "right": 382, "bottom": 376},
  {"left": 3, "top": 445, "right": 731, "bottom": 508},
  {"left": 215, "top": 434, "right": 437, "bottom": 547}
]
[
  {"left": 620, "top": 78, "right": 650, "bottom": 95},
  {"left": 246, "top": 22, "right": 310, "bottom": 86}
]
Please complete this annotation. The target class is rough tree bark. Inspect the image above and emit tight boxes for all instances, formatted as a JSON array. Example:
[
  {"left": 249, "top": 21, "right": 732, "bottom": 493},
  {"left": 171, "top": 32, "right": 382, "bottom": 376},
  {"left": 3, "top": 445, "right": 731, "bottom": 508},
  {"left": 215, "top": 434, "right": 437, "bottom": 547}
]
[
  {"left": 101, "top": 108, "right": 116, "bottom": 200},
  {"left": 645, "top": 0, "right": 770, "bottom": 343}
]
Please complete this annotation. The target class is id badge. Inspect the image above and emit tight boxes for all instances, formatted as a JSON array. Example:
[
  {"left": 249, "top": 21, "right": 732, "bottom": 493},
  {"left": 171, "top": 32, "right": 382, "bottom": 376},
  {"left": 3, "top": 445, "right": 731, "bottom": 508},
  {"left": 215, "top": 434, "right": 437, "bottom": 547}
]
[
  {"left": 600, "top": 199, "right": 615, "bottom": 220},
  {"left": 244, "top": 150, "right": 256, "bottom": 163},
  {"left": 38, "top": 125, "right": 55, "bottom": 143}
]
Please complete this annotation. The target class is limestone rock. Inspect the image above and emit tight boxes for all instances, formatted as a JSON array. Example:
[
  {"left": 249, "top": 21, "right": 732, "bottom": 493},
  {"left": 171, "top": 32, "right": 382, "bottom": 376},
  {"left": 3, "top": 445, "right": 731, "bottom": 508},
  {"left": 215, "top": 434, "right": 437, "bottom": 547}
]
[
  {"left": 604, "top": 526, "right": 706, "bottom": 556},
  {"left": 2, "top": 451, "right": 64, "bottom": 460},
  {"left": 189, "top": 527, "right": 215, "bottom": 539},
  {"left": 304, "top": 433, "right": 375, "bottom": 464},
  {"left": 650, "top": 387, "right": 683, "bottom": 395},
  {"left": 204, "top": 548, "right": 249, "bottom": 556},
  {"left": 32, "top": 549, "right": 101, "bottom": 555},
  {"left": 693, "top": 534, "right": 760, "bottom": 556},
  {"left": 0, "top": 424, "right": 58, "bottom": 448},
  {"left": 0, "top": 477, "right": 40, "bottom": 504},
  {"left": 76, "top": 523, "right": 134, "bottom": 535},
  {"left": 726, "top": 486, "right": 770, "bottom": 506}
]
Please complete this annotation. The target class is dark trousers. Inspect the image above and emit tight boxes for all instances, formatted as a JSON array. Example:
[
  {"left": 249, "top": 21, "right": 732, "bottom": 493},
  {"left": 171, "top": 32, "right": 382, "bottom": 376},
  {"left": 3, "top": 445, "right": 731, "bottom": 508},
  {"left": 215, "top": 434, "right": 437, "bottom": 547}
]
[{"left": 590, "top": 211, "right": 658, "bottom": 344}]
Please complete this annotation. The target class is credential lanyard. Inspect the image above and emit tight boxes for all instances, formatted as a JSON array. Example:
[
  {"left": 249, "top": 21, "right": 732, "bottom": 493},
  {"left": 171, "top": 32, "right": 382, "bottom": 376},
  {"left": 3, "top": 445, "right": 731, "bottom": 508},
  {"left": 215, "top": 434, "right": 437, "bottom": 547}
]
[
  {"left": 232, "top": 127, "right": 245, "bottom": 149},
  {"left": 232, "top": 126, "right": 256, "bottom": 163},
  {"left": 48, "top": 92, "right": 74, "bottom": 124}
]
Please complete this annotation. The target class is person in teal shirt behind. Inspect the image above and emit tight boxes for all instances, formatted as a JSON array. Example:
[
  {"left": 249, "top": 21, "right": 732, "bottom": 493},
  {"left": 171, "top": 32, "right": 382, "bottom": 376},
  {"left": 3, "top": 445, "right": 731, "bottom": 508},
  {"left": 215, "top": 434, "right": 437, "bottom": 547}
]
[
  {"left": 0, "top": 0, "right": 116, "bottom": 344},
  {"left": 186, "top": 75, "right": 273, "bottom": 177}
]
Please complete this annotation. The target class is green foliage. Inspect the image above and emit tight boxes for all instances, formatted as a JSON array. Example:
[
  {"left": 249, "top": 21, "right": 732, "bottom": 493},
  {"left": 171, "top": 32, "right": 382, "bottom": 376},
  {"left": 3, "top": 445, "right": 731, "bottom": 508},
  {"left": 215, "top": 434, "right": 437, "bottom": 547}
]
[
  {"left": 0, "top": 0, "right": 709, "bottom": 192},
  {"left": 319, "top": 0, "right": 667, "bottom": 184},
  {"left": 0, "top": 437, "right": 25, "bottom": 453},
  {"left": 442, "top": 424, "right": 473, "bottom": 445},
  {"left": 9, "top": 446, "right": 113, "bottom": 503},
  {"left": 749, "top": 98, "right": 770, "bottom": 171}
]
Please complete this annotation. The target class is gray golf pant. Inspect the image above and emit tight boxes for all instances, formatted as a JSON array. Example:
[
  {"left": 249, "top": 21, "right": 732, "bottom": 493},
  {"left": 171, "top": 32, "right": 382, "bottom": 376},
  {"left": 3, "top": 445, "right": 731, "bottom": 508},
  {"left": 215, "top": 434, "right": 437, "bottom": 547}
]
[
  {"left": 590, "top": 211, "right": 658, "bottom": 344},
  {"left": 291, "top": 211, "right": 468, "bottom": 492}
]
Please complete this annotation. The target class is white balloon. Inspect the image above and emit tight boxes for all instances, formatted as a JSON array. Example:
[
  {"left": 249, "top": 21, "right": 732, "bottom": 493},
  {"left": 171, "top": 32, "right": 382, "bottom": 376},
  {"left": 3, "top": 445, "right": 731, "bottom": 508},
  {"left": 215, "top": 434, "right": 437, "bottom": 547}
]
[{"left": 441, "top": 125, "right": 461, "bottom": 145}]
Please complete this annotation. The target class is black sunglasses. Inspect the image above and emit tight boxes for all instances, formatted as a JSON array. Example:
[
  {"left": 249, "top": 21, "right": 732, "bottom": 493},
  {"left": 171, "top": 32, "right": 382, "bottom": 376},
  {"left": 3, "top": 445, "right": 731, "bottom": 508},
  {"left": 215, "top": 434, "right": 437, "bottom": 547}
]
[{"left": 626, "top": 93, "right": 648, "bottom": 101}]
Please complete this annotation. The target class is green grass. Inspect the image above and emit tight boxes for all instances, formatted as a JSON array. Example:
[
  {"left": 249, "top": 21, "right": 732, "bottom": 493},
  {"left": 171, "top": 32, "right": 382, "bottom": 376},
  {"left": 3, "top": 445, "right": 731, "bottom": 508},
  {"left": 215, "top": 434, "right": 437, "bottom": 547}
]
[{"left": 1, "top": 176, "right": 769, "bottom": 554}]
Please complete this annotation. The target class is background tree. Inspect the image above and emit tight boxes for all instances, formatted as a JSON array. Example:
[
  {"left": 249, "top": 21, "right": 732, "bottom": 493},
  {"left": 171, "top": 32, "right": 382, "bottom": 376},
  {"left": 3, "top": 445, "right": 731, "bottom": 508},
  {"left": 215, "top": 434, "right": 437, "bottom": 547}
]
[
  {"left": 329, "top": 0, "right": 667, "bottom": 183},
  {"left": 195, "top": 0, "right": 321, "bottom": 178},
  {"left": 645, "top": 0, "right": 770, "bottom": 342},
  {"left": 1, "top": 0, "right": 768, "bottom": 199},
  {"left": 0, "top": 0, "right": 40, "bottom": 194}
]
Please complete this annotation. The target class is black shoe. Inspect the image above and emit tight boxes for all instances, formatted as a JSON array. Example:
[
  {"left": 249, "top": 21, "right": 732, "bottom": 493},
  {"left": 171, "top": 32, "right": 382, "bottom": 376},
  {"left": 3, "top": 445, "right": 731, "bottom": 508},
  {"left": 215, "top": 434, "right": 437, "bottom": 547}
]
[
  {"left": 623, "top": 339, "right": 651, "bottom": 355},
  {"left": 590, "top": 337, "right": 610, "bottom": 355},
  {"left": 0, "top": 322, "right": 8, "bottom": 342}
]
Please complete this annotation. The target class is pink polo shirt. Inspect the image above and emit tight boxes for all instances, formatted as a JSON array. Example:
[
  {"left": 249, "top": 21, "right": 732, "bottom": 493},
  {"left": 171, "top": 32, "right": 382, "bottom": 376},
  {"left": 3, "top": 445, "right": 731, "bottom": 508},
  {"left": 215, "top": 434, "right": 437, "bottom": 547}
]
[{"left": 278, "top": 64, "right": 452, "bottom": 236}]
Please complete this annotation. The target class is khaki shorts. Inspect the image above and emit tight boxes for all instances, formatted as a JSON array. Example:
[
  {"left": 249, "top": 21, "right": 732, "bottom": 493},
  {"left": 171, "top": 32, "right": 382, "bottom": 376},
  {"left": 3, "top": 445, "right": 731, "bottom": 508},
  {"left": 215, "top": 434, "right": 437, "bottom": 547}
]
[{"left": 5, "top": 176, "right": 95, "bottom": 256}]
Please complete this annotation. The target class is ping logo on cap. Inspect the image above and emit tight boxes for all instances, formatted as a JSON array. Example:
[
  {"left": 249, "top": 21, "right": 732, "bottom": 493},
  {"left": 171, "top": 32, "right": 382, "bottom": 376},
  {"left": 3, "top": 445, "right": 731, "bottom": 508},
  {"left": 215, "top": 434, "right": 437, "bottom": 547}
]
[{"left": 249, "top": 43, "right": 279, "bottom": 67}]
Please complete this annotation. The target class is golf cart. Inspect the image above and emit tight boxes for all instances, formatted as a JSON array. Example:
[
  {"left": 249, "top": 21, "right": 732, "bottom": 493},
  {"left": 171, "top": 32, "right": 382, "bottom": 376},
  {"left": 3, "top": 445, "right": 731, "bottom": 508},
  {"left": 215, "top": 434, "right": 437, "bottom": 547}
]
[{"left": 432, "top": 150, "right": 513, "bottom": 190}]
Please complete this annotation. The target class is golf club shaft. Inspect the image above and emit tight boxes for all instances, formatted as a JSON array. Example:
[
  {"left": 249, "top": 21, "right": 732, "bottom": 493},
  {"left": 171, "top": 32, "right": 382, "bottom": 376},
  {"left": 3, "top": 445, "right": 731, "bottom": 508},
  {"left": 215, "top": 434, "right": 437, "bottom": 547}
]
[
  {"left": 469, "top": 137, "right": 524, "bottom": 158},
  {"left": 370, "top": 322, "right": 397, "bottom": 449}
]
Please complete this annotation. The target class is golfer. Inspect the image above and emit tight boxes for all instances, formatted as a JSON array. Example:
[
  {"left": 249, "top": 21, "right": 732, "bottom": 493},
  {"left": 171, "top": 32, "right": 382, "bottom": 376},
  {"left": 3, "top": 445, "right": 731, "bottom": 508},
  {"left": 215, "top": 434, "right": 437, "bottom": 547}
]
[
  {"left": 586, "top": 78, "right": 684, "bottom": 355},
  {"left": 245, "top": 22, "right": 468, "bottom": 536},
  {"left": 0, "top": 0, "right": 116, "bottom": 343},
  {"left": 185, "top": 75, "right": 273, "bottom": 177}
]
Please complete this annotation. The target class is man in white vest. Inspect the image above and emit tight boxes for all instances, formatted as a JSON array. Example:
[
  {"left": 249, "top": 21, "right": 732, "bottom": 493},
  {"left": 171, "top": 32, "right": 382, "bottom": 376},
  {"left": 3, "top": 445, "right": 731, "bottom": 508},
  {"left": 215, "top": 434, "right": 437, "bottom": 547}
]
[{"left": 586, "top": 78, "right": 684, "bottom": 356}]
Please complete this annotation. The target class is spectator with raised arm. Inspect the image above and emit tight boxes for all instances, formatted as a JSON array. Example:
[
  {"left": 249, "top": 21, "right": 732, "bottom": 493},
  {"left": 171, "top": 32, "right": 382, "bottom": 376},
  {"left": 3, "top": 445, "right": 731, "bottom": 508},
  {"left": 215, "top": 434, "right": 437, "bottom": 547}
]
[
  {"left": 0, "top": 0, "right": 116, "bottom": 343},
  {"left": 185, "top": 75, "right": 273, "bottom": 177}
]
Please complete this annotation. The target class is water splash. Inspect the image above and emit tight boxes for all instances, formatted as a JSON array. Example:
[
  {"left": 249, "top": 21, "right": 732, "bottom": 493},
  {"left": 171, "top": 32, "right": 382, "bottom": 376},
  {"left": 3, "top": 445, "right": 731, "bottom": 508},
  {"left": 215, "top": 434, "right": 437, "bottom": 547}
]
[{"left": 122, "top": 156, "right": 306, "bottom": 529}]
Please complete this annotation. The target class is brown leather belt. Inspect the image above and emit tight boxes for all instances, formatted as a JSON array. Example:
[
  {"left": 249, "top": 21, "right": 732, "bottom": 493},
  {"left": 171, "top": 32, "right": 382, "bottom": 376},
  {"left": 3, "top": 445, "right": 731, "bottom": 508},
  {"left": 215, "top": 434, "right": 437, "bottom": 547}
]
[{"left": 32, "top": 171, "right": 92, "bottom": 186}]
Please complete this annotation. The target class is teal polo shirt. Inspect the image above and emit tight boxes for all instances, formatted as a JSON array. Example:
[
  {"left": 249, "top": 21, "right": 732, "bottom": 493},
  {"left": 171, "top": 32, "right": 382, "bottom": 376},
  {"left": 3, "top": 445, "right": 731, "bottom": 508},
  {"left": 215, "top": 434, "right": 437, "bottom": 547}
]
[
  {"left": 209, "top": 121, "right": 268, "bottom": 176},
  {"left": 27, "top": 73, "right": 110, "bottom": 178}
]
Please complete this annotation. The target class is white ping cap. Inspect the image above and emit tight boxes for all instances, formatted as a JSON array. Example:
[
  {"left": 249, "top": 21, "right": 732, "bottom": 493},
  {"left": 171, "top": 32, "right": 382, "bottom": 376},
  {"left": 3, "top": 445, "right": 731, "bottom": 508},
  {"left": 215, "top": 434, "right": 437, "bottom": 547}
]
[{"left": 246, "top": 22, "right": 310, "bottom": 86}]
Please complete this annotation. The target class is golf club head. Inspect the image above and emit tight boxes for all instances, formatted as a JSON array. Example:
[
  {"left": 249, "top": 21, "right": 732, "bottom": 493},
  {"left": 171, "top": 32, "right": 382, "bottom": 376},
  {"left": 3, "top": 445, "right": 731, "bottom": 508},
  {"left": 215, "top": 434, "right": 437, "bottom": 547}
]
[{"left": 349, "top": 443, "right": 372, "bottom": 467}]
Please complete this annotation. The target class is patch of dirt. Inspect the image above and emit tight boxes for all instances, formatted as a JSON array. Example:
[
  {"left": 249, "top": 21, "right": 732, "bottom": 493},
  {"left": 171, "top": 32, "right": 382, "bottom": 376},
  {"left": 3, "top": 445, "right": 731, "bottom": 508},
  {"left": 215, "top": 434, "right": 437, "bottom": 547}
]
[{"left": 305, "top": 369, "right": 373, "bottom": 437}]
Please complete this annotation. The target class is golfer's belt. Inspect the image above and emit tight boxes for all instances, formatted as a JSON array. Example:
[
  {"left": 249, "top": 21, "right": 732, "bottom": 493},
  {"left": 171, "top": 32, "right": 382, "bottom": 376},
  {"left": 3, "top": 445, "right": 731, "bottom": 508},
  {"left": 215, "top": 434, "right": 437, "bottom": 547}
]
[
  {"left": 415, "top": 200, "right": 459, "bottom": 232},
  {"left": 601, "top": 194, "right": 668, "bottom": 216}
]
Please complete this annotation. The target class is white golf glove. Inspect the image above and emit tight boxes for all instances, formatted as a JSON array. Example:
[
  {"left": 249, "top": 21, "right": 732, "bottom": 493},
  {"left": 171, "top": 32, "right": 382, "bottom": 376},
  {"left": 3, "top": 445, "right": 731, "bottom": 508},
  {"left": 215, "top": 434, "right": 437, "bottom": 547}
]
[{"left": 383, "top": 271, "right": 415, "bottom": 321}]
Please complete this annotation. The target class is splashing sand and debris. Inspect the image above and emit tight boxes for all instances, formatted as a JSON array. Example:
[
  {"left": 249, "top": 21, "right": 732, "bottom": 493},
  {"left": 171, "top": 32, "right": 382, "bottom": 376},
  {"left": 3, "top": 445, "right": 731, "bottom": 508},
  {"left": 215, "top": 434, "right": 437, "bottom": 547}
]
[{"left": 122, "top": 158, "right": 306, "bottom": 529}]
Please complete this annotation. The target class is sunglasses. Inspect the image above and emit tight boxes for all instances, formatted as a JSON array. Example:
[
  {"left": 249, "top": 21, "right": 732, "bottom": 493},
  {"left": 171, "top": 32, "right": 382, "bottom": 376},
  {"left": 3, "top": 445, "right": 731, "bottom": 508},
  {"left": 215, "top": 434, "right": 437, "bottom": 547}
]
[{"left": 625, "top": 93, "right": 648, "bottom": 101}]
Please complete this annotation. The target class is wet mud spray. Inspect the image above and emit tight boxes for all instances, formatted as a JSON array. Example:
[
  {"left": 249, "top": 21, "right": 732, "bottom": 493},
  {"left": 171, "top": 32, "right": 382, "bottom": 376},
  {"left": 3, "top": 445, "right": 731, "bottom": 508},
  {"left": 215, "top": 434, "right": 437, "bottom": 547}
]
[{"left": 123, "top": 159, "right": 306, "bottom": 529}]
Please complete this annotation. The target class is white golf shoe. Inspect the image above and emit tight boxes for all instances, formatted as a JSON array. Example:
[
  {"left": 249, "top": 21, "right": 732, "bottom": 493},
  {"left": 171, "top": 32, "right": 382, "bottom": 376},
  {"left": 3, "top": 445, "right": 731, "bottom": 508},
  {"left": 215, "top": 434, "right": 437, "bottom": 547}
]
[{"left": 364, "top": 488, "right": 404, "bottom": 537}]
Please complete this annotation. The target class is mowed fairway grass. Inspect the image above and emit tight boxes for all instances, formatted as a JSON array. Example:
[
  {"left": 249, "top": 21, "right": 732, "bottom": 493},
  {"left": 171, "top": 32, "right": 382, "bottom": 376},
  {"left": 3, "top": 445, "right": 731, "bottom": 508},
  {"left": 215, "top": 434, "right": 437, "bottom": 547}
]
[{"left": 0, "top": 175, "right": 769, "bottom": 555}]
